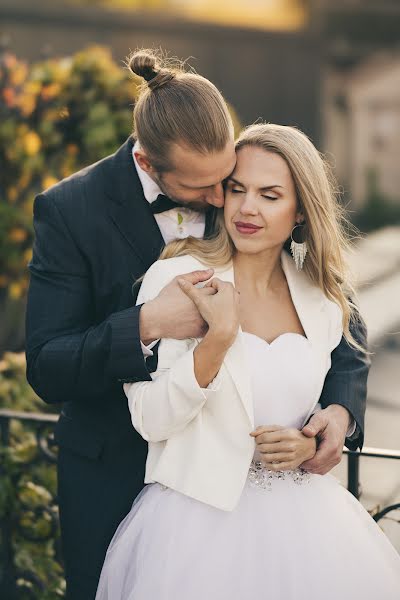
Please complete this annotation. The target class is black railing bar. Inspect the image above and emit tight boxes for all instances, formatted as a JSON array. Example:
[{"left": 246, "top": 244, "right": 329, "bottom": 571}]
[
  {"left": 0, "top": 409, "right": 58, "bottom": 423},
  {"left": 0, "top": 410, "right": 399, "bottom": 459},
  {"left": 343, "top": 447, "right": 400, "bottom": 460}
]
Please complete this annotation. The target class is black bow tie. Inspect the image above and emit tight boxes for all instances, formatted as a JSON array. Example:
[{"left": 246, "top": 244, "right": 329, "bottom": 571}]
[{"left": 150, "top": 194, "right": 180, "bottom": 215}]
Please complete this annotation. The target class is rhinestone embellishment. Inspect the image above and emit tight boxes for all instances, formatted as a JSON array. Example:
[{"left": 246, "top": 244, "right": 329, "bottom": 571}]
[{"left": 248, "top": 460, "right": 311, "bottom": 491}]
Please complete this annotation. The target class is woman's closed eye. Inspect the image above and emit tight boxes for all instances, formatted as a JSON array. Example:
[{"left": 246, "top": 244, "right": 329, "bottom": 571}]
[{"left": 229, "top": 184, "right": 279, "bottom": 201}]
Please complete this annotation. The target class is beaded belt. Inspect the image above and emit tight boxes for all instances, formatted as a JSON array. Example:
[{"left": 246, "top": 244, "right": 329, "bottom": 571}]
[{"left": 248, "top": 460, "right": 311, "bottom": 491}]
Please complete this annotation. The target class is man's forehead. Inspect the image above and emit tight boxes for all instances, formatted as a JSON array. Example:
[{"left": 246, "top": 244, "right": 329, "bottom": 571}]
[{"left": 170, "top": 141, "right": 236, "bottom": 184}]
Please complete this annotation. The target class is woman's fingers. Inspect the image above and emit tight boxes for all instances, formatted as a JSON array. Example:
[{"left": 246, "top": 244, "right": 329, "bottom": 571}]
[
  {"left": 177, "top": 269, "right": 214, "bottom": 286},
  {"left": 199, "top": 286, "right": 218, "bottom": 296},
  {"left": 257, "top": 442, "right": 296, "bottom": 455},
  {"left": 257, "top": 452, "right": 294, "bottom": 462},
  {"left": 262, "top": 462, "right": 294, "bottom": 471},
  {"left": 249, "top": 425, "right": 284, "bottom": 437},
  {"left": 250, "top": 429, "right": 291, "bottom": 444}
]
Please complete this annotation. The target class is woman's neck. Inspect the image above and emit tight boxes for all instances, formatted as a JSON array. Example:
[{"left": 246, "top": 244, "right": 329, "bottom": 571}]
[{"left": 233, "top": 247, "right": 286, "bottom": 295}]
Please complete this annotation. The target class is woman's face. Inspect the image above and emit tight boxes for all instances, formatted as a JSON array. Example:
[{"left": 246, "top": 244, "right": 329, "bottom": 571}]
[{"left": 224, "top": 146, "right": 303, "bottom": 256}]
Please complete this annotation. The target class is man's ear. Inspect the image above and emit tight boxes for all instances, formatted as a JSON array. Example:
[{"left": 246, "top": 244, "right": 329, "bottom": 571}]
[{"left": 134, "top": 150, "right": 155, "bottom": 175}]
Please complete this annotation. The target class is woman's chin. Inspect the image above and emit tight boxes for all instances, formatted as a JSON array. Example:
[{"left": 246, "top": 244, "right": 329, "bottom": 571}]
[{"left": 232, "top": 238, "right": 284, "bottom": 257}]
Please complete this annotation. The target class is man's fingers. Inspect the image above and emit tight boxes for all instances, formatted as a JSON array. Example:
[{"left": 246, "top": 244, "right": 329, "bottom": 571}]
[
  {"left": 300, "top": 457, "right": 331, "bottom": 475},
  {"left": 302, "top": 412, "right": 328, "bottom": 438},
  {"left": 300, "top": 437, "right": 342, "bottom": 473},
  {"left": 177, "top": 278, "right": 199, "bottom": 302},
  {"left": 178, "top": 269, "right": 214, "bottom": 286}
]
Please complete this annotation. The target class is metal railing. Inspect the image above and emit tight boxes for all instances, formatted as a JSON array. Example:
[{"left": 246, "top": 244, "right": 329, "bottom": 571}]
[
  {"left": 0, "top": 409, "right": 61, "bottom": 600},
  {"left": 344, "top": 447, "right": 400, "bottom": 521},
  {"left": 0, "top": 409, "right": 399, "bottom": 598}
]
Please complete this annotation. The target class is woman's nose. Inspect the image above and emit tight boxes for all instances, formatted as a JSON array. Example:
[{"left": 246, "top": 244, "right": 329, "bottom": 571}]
[{"left": 240, "top": 195, "right": 258, "bottom": 215}]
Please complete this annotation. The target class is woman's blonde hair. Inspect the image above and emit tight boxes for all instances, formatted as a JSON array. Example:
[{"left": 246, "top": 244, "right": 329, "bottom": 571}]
[
  {"left": 160, "top": 123, "right": 365, "bottom": 352},
  {"left": 127, "top": 49, "right": 233, "bottom": 172}
]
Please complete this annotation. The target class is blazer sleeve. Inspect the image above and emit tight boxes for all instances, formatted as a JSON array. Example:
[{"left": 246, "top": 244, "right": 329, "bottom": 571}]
[
  {"left": 319, "top": 309, "right": 370, "bottom": 451},
  {"left": 25, "top": 191, "right": 152, "bottom": 405},
  {"left": 124, "top": 260, "right": 221, "bottom": 443}
]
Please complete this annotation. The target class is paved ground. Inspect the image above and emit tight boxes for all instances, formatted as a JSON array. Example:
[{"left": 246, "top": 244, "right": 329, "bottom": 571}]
[{"left": 332, "top": 331, "right": 400, "bottom": 552}]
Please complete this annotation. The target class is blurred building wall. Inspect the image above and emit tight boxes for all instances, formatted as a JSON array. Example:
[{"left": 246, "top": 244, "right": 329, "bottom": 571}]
[
  {"left": 2, "top": 0, "right": 400, "bottom": 207},
  {"left": 323, "top": 53, "right": 400, "bottom": 207},
  {"left": 0, "top": 0, "right": 323, "bottom": 142}
]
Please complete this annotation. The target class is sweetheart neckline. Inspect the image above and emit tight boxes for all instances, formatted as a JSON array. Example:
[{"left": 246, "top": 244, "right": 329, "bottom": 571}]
[{"left": 242, "top": 331, "right": 309, "bottom": 348}]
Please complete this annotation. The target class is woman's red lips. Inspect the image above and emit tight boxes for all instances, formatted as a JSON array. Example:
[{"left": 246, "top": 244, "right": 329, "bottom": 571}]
[{"left": 234, "top": 221, "right": 263, "bottom": 234}]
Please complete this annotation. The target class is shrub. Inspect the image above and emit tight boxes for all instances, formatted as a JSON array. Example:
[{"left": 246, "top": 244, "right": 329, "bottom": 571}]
[{"left": 0, "top": 46, "right": 139, "bottom": 302}]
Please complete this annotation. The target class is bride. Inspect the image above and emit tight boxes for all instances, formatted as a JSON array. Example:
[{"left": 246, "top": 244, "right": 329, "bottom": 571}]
[{"left": 96, "top": 124, "right": 400, "bottom": 599}]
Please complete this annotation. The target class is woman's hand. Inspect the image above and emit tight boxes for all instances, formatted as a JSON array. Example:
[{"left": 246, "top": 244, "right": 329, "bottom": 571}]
[
  {"left": 250, "top": 425, "right": 317, "bottom": 471},
  {"left": 178, "top": 277, "right": 240, "bottom": 349}
]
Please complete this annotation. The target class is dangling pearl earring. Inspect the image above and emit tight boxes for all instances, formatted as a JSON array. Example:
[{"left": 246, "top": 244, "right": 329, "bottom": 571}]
[{"left": 290, "top": 223, "right": 307, "bottom": 271}]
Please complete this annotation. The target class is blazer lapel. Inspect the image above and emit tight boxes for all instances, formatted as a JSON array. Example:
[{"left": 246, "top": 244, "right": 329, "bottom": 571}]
[
  {"left": 106, "top": 137, "right": 164, "bottom": 272},
  {"left": 280, "top": 251, "right": 327, "bottom": 350},
  {"left": 213, "top": 252, "right": 329, "bottom": 428}
]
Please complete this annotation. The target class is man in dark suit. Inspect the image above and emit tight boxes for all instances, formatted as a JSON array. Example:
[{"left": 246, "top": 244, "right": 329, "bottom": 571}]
[{"left": 25, "top": 50, "right": 369, "bottom": 599}]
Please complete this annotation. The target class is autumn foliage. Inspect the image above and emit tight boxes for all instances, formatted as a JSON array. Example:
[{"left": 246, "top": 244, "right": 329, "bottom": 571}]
[{"left": 0, "top": 46, "right": 139, "bottom": 301}]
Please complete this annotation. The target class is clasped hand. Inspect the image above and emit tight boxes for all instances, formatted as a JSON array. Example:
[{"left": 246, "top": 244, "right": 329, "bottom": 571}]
[{"left": 250, "top": 425, "right": 317, "bottom": 471}]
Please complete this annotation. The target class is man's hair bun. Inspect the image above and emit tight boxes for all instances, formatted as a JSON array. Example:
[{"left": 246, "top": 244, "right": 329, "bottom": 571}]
[{"left": 127, "top": 49, "right": 175, "bottom": 91}]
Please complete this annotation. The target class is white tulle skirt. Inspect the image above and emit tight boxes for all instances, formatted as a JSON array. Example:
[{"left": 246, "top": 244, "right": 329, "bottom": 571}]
[{"left": 95, "top": 472, "right": 400, "bottom": 600}]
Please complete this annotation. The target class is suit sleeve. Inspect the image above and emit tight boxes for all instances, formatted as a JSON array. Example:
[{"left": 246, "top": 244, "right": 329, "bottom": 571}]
[
  {"left": 319, "top": 310, "right": 370, "bottom": 451},
  {"left": 25, "top": 192, "right": 152, "bottom": 405},
  {"left": 124, "top": 261, "right": 222, "bottom": 443}
]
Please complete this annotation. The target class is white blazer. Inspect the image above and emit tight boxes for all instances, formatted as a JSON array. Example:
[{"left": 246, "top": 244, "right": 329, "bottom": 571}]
[{"left": 124, "top": 251, "right": 343, "bottom": 511}]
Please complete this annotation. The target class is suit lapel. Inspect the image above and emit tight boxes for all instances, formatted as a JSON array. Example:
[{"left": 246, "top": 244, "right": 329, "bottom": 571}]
[{"left": 106, "top": 137, "right": 164, "bottom": 272}]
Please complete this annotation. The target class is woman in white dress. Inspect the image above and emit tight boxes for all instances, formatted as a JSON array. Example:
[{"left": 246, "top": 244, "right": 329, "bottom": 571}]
[{"left": 96, "top": 124, "right": 400, "bottom": 599}]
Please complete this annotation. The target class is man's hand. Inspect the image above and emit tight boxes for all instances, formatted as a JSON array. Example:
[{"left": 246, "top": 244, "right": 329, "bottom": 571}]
[
  {"left": 139, "top": 269, "right": 216, "bottom": 344},
  {"left": 300, "top": 404, "right": 351, "bottom": 475}
]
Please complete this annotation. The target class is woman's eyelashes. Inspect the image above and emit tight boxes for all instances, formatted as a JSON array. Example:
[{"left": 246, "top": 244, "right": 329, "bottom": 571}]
[{"left": 230, "top": 187, "right": 279, "bottom": 201}]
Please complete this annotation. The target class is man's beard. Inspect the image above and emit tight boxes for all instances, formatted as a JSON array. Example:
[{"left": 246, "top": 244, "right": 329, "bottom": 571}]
[{"left": 156, "top": 175, "right": 210, "bottom": 212}]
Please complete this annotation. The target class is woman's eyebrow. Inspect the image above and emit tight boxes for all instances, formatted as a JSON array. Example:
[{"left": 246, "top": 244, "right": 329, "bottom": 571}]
[{"left": 228, "top": 177, "right": 283, "bottom": 191}]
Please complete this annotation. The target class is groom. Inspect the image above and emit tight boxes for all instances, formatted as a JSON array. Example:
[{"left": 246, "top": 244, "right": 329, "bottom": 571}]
[{"left": 25, "top": 50, "right": 369, "bottom": 599}]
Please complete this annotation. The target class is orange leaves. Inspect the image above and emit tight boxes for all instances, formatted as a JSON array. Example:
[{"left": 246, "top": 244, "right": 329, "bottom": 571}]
[
  {"left": 8, "top": 228, "right": 28, "bottom": 243},
  {"left": 22, "top": 131, "right": 42, "bottom": 156}
]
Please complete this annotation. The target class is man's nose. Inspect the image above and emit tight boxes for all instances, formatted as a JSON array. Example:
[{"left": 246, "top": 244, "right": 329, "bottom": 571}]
[{"left": 205, "top": 183, "right": 225, "bottom": 208}]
